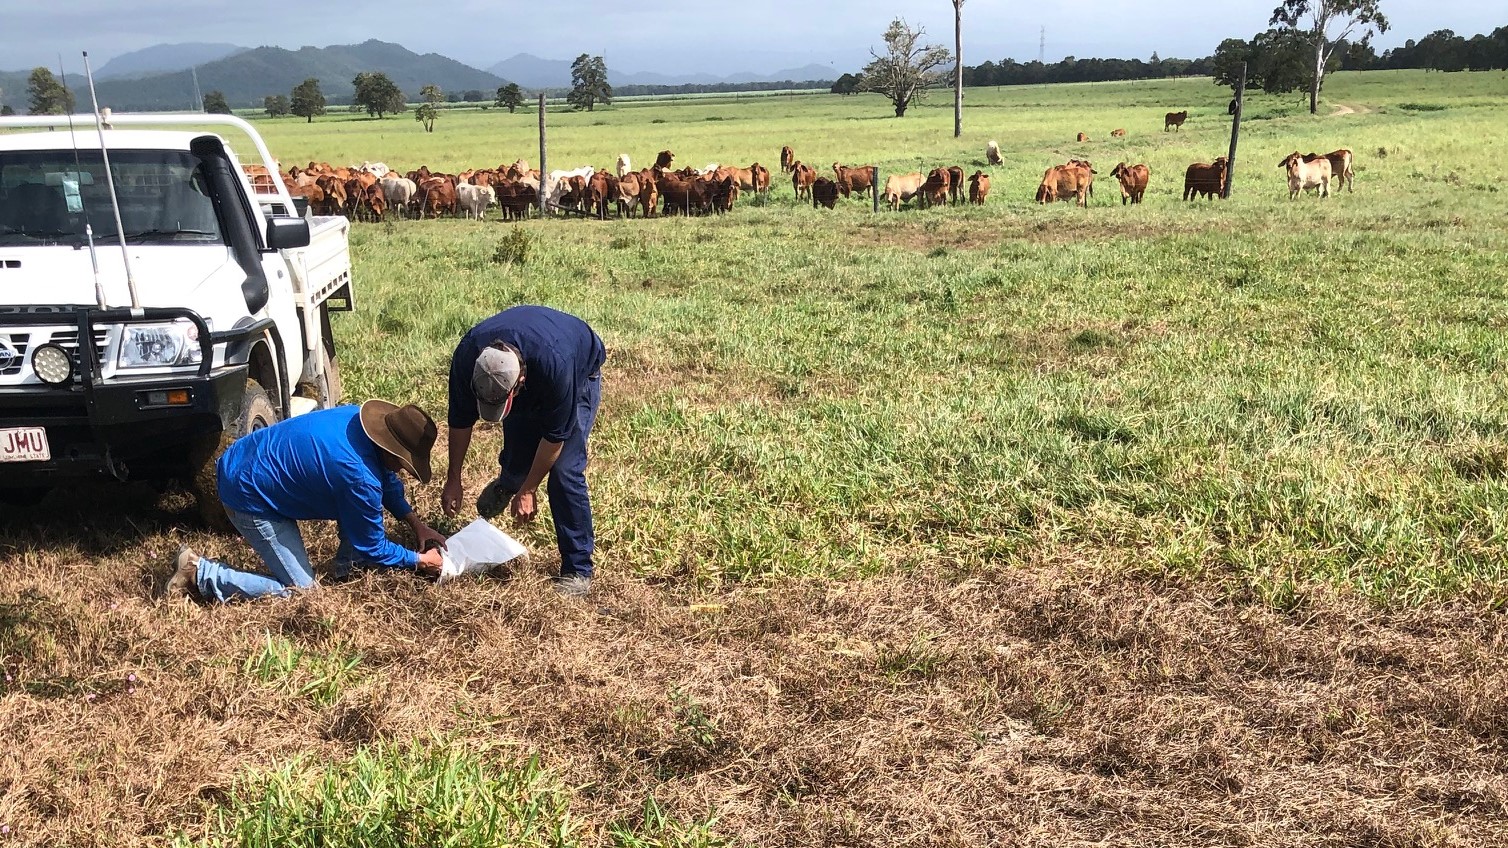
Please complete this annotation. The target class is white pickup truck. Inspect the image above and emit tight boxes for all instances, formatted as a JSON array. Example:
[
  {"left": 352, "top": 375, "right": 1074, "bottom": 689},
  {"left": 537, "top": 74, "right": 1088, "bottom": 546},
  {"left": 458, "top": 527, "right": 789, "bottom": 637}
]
[{"left": 0, "top": 113, "right": 353, "bottom": 521}]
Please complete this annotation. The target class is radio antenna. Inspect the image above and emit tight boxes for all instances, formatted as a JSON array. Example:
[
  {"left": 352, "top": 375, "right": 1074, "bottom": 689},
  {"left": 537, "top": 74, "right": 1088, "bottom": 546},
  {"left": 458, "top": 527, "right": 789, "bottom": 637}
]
[
  {"left": 82, "top": 51, "right": 140, "bottom": 311},
  {"left": 58, "top": 55, "right": 108, "bottom": 311}
]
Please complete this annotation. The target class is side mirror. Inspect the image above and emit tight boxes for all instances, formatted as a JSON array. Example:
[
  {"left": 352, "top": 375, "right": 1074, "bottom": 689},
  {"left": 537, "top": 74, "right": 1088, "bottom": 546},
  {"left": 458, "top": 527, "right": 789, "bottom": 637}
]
[{"left": 266, "top": 217, "right": 310, "bottom": 250}]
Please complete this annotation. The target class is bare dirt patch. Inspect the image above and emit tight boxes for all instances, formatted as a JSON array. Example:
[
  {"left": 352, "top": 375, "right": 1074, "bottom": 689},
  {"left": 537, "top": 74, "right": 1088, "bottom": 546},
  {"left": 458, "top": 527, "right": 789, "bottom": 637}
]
[{"left": 3, "top": 528, "right": 1506, "bottom": 847}]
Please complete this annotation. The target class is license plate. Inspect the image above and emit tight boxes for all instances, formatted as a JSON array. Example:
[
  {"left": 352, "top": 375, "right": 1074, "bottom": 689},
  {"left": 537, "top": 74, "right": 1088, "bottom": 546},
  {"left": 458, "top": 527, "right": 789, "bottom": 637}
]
[{"left": 0, "top": 427, "right": 50, "bottom": 462}]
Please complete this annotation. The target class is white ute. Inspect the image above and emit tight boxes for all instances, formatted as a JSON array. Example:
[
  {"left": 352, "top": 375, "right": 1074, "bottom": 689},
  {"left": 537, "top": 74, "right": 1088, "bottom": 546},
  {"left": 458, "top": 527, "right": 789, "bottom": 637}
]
[{"left": 0, "top": 113, "right": 353, "bottom": 521}]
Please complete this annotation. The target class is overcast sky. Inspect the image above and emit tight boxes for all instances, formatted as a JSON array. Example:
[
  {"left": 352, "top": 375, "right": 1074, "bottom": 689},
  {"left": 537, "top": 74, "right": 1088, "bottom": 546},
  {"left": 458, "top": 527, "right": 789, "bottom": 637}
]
[{"left": 5, "top": 1, "right": 1498, "bottom": 76}]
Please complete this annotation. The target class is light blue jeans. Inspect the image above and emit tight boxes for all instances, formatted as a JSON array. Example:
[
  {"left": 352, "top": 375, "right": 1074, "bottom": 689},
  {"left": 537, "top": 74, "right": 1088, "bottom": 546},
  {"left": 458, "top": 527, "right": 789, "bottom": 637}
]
[{"left": 196, "top": 509, "right": 318, "bottom": 603}]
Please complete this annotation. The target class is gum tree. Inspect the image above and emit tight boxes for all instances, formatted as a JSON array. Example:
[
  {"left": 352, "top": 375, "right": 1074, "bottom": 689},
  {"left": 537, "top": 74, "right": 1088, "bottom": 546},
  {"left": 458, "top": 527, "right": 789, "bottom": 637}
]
[
  {"left": 1270, "top": 0, "right": 1388, "bottom": 113},
  {"left": 861, "top": 18, "right": 951, "bottom": 118}
]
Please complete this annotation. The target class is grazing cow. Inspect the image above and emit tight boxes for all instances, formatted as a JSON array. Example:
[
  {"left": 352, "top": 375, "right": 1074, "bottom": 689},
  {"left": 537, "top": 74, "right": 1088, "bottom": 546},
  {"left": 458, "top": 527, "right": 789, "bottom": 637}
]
[
  {"left": 636, "top": 168, "right": 660, "bottom": 217},
  {"left": 968, "top": 171, "right": 990, "bottom": 205},
  {"left": 314, "top": 175, "right": 346, "bottom": 217},
  {"left": 812, "top": 177, "right": 839, "bottom": 209},
  {"left": 920, "top": 168, "right": 951, "bottom": 208},
  {"left": 456, "top": 183, "right": 495, "bottom": 219},
  {"left": 780, "top": 145, "right": 795, "bottom": 174},
  {"left": 544, "top": 166, "right": 595, "bottom": 211},
  {"left": 1036, "top": 161, "right": 1095, "bottom": 207},
  {"left": 585, "top": 170, "right": 618, "bottom": 218},
  {"left": 356, "top": 161, "right": 390, "bottom": 178},
  {"left": 381, "top": 177, "right": 417, "bottom": 218},
  {"left": 417, "top": 177, "right": 457, "bottom": 218},
  {"left": 732, "top": 163, "right": 770, "bottom": 195},
  {"left": 882, "top": 172, "right": 925, "bottom": 211},
  {"left": 710, "top": 174, "right": 739, "bottom": 213},
  {"left": 363, "top": 183, "right": 387, "bottom": 222},
  {"left": 494, "top": 179, "right": 539, "bottom": 221},
  {"left": 615, "top": 172, "right": 646, "bottom": 218},
  {"left": 1110, "top": 128, "right": 1126, "bottom": 138},
  {"left": 947, "top": 165, "right": 965, "bottom": 205},
  {"left": 654, "top": 150, "right": 675, "bottom": 169},
  {"left": 1076, "top": 132, "right": 1089, "bottom": 142},
  {"left": 1182, "top": 157, "right": 1228, "bottom": 200},
  {"left": 1110, "top": 162, "right": 1150, "bottom": 205},
  {"left": 1280, "top": 151, "right": 1330, "bottom": 199},
  {"left": 1164, "top": 110, "right": 1188, "bottom": 131},
  {"left": 615, "top": 153, "right": 632, "bottom": 179},
  {"left": 986, "top": 140, "right": 1002, "bottom": 165},
  {"left": 791, "top": 162, "right": 816, "bottom": 200},
  {"left": 1304, "top": 149, "right": 1353, "bottom": 192},
  {"left": 833, "top": 163, "right": 878, "bottom": 200},
  {"left": 656, "top": 171, "right": 698, "bottom": 215}
]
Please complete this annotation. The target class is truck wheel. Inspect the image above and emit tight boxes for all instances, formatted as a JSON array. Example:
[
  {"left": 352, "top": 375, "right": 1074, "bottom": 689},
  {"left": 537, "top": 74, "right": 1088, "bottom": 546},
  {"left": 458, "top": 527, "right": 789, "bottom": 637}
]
[{"left": 190, "top": 379, "right": 277, "bottom": 530}]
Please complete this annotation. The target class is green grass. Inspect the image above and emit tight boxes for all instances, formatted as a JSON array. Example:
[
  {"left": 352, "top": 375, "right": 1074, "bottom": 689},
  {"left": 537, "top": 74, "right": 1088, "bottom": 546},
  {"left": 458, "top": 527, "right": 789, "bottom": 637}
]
[
  {"left": 170, "top": 742, "right": 724, "bottom": 848},
  {"left": 260, "top": 69, "right": 1508, "bottom": 606},
  {"left": 242, "top": 632, "right": 363, "bottom": 708}
]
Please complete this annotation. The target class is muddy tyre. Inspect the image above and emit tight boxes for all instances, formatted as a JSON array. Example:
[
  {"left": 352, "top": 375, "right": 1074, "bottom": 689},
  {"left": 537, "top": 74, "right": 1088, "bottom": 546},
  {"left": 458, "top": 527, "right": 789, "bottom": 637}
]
[{"left": 190, "top": 379, "right": 277, "bottom": 530}]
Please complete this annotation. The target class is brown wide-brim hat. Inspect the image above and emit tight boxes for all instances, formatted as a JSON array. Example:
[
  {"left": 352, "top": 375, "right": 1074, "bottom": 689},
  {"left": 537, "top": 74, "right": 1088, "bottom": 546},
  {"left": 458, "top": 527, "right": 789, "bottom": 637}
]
[{"left": 359, "top": 400, "right": 437, "bottom": 484}]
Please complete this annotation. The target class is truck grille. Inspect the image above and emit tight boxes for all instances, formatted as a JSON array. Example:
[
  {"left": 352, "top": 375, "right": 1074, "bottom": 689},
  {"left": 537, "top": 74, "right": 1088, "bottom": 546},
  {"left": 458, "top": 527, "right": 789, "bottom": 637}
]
[
  {"left": 48, "top": 328, "right": 112, "bottom": 374},
  {"left": 0, "top": 333, "right": 30, "bottom": 376}
]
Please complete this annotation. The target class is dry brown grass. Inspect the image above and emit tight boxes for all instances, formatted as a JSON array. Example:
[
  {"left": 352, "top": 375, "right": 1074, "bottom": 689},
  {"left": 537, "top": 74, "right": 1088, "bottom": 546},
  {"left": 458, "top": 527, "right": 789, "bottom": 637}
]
[{"left": 3, "top": 499, "right": 1507, "bottom": 847}]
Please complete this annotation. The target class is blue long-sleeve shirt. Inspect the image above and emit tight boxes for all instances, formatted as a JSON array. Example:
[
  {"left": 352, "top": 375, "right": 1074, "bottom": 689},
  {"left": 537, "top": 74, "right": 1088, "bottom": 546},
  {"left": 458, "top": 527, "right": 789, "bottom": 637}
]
[
  {"left": 447, "top": 305, "right": 606, "bottom": 439},
  {"left": 216, "top": 405, "right": 418, "bottom": 568}
]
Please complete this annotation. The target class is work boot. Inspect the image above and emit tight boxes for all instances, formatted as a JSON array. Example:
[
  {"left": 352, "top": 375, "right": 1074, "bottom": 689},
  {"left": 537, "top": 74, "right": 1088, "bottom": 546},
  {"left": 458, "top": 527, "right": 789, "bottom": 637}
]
[
  {"left": 475, "top": 476, "right": 516, "bottom": 519},
  {"left": 552, "top": 574, "right": 592, "bottom": 597},
  {"left": 164, "top": 546, "right": 201, "bottom": 600}
]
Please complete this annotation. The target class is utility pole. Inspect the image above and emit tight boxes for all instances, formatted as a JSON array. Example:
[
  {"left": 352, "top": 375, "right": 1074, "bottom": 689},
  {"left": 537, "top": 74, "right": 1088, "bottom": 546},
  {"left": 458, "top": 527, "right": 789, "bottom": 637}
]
[{"left": 1223, "top": 62, "right": 1245, "bottom": 199}]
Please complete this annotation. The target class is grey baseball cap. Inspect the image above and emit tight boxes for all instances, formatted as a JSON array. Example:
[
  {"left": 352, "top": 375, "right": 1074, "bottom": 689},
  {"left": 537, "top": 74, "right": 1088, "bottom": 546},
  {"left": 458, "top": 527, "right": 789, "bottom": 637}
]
[{"left": 473, "top": 346, "right": 522, "bottom": 422}]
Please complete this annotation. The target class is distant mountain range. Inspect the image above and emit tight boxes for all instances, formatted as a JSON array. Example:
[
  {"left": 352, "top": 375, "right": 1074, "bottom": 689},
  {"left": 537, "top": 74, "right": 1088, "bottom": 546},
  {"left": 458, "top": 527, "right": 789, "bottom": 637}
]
[
  {"left": 487, "top": 53, "right": 834, "bottom": 89},
  {"left": 96, "top": 43, "right": 247, "bottom": 80},
  {"left": 0, "top": 41, "right": 838, "bottom": 113}
]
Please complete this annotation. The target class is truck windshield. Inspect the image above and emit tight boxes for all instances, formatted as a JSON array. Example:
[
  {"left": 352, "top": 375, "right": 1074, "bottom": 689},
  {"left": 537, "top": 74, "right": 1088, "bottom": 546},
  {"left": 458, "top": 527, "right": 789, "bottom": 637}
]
[{"left": 0, "top": 149, "right": 224, "bottom": 246}]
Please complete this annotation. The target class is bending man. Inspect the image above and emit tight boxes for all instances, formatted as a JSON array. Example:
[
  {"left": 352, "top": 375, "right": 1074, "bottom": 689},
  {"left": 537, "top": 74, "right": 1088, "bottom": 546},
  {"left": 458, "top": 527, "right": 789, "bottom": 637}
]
[
  {"left": 167, "top": 401, "right": 446, "bottom": 602},
  {"left": 442, "top": 305, "right": 605, "bottom": 596}
]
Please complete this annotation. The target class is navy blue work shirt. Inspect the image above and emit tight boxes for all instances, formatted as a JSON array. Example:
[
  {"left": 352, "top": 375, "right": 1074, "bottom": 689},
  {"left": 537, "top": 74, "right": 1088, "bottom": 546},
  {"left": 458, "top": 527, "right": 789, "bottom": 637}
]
[{"left": 447, "top": 305, "right": 606, "bottom": 441}]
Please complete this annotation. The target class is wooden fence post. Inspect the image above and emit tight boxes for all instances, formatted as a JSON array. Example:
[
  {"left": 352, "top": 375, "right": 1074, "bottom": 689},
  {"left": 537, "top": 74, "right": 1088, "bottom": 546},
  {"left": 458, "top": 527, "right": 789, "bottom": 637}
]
[
  {"left": 537, "top": 93, "right": 548, "bottom": 217},
  {"left": 872, "top": 166, "right": 880, "bottom": 213},
  {"left": 1223, "top": 63, "right": 1245, "bottom": 200}
]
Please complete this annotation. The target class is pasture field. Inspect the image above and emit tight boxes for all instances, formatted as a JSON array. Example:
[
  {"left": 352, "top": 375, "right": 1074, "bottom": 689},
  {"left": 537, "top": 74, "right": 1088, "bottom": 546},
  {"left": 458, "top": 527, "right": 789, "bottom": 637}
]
[{"left": 4, "top": 70, "right": 1508, "bottom": 846}]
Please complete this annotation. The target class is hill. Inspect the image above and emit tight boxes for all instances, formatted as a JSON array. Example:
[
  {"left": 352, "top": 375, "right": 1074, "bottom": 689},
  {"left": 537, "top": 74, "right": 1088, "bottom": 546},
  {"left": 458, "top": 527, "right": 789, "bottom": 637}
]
[
  {"left": 488, "top": 53, "right": 836, "bottom": 89},
  {"left": 95, "top": 43, "right": 248, "bottom": 80},
  {"left": 83, "top": 40, "right": 508, "bottom": 111},
  {"left": 0, "top": 69, "right": 31, "bottom": 112}
]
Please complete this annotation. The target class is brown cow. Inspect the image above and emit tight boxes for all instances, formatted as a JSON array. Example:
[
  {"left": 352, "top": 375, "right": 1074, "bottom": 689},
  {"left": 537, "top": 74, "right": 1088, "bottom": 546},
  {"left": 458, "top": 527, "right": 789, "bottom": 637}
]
[
  {"left": 920, "top": 168, "right": 951, "bottom": 208},
  {"left": 494, "top": 179, "right": 538, "bottom": 221},
  {"left": 947, "top": 165, "right": 964, "bottom": 205},
  {"left": 1035, "top": 161, "right": 1094, "bottom": 207},
  {"left": 812, "top": 177, "right": 839, "bottom": 209},
  {"left": 1182, "top": 157, "right": 1228, "bottom": 200},
  {"left": 1110, "top": 162, "right": 1149, "bottom": 205},
  {"left": 1164, "top": 110, "right": 1188, "bottom": 132},
  {"left": 791, "top": 162, "right": 816, "bottom": 200},
  {"left": 780, "top": 145, "right": 795, "bottom": 174},
  {"left": 363, "top": 183, "right": 387, "bottom": 222},
  {"left": 1110, "top": 128, "right": 1126, "bottom": 137},
  {"left": 585, "top": 171, "right": 617, "bottom": 218},
  {"left": 656, "top": 171, "right": 699, "bottom": 215},
  {"left": 967, "top": 171, "right": 990, "bottom": 205},
  {"left": 1303, "top": 149, "right": 1353, "bottom": 192},
  {"left": 1076, "top": 132, "right": 1089, "bottom": 142},
  {"left": 654, "top": 150, "right": 675, "bottom": 169},
  {"left": 832, "top": 163, "right": 877, "bottom": 199},
  {"left": 314, "top": 175, "right": 346, "bottom": 217},
  {"left": 417, "top": 177, "right": 457, "bottom": 218}
]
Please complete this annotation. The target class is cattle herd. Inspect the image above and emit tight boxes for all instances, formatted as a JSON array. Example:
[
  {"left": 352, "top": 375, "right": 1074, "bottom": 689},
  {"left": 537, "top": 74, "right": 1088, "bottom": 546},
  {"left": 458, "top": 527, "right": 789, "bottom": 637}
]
[{"left": 242, "top": 110, "right": 1356, "bottom": 222}]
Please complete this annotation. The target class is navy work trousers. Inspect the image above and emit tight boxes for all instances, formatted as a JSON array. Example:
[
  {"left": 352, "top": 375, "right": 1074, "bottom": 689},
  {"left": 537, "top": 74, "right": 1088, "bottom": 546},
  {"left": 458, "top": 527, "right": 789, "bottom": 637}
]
[{"left": 497, "top": 373, "right": 600, "bottom": 577}]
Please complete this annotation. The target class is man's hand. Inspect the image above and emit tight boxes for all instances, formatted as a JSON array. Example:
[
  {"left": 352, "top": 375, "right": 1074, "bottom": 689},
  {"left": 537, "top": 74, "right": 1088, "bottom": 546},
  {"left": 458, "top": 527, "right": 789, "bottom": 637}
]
[
  {"left": 441, "top": 477, "right": 464, "bottom": 517},
  {"left": 511, "top": 490, "right": 538, "bottom": 522},
  {"left": 416, "top": 546, "right": 444, "bottom": 576},
  {"left": 415, "top": 522, "right": 448, "bottom": 552}
]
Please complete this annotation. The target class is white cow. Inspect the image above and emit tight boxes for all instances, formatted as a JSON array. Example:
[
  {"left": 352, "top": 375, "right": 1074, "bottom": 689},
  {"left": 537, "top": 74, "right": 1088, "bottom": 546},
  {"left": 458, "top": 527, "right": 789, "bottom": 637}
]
[
  {"left": 456, "top": 183, "right": 496, "bottom": 219},
  {"left": 356, "top": 161, "right": 391, "bottom": 178},
  {"left": 1280, "top": 151, "right": 1330, "bottom": 200},
  {"left": 380, "top": 177, "right": 417, "bottom": 218},
  {"left": 615, "top": 153, "right": 632, "bottom": 179},
  {"left": 985, "top": 140, "right": 1002, "bottom": 166}
]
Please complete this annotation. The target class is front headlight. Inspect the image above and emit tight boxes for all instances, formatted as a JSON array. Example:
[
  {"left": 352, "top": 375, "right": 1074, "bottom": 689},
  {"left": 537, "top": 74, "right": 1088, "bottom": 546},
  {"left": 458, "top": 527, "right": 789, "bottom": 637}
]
[{"left": 118, "top": 319, "right": 205, "bottom": 368}]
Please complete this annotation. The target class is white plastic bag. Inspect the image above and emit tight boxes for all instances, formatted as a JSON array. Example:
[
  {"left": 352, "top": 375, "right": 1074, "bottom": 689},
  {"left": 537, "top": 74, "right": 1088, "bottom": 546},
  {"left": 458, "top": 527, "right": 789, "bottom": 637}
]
[{"left": 437, "top": 519, "right": 528, "bottom": 584}]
